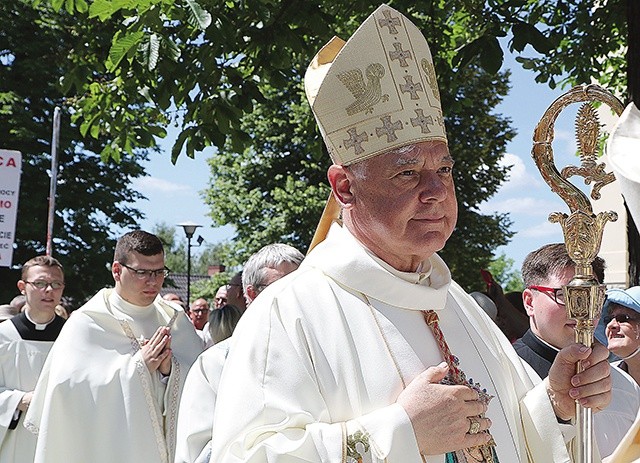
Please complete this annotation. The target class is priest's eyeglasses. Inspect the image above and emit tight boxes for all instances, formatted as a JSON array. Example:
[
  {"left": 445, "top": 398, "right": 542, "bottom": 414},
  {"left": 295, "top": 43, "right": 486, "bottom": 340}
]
[
  {"left": 528, "top": 285, "right": 565, "bottom": 305},
  {"left": 603, "top": 313, "right": 640, "bottom": 325},
  {"left": 26, "top": 280, "right": 65, "bottom": 290},
  {"left": 122, "top": 264, "right": 170, "bottom": 279}
]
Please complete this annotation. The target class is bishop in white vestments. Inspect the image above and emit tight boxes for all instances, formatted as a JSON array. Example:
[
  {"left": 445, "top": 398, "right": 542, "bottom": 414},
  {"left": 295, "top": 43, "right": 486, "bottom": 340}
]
[{"left": 209, "top": 5, "right": 612, "bottom": 463}]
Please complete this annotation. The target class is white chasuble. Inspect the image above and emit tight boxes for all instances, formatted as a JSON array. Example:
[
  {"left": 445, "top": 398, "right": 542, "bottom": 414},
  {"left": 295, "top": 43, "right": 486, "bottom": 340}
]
[
  {"left": 175, "top": 339, "right": 229, "bottom": 463},
  {"left": 210, "top": 224, "right": 576, "bottom": 463},
  {"left": 0, "top": 322, "right": 55, "bottom": 463},
  {"left": 25, "top": 289, "right": 203, "bottom": 463}
]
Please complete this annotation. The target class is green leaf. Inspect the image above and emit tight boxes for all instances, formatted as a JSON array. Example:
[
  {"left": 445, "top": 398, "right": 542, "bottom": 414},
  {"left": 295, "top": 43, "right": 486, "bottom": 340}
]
[
  {"left": 185, "top": 0, "right": 212, "bottom": 30},
  {"left": 511, "top": 22, "right": 552, "bottom": 54},
  {"left": 162, "top": 37, "right": 181, "bottom": 62},
  {"left": 148, "top": 33, "right": 160, "bottom": 71},
  {"left": 478, "top": 36, "right": 503, "bottom": 74},
  {"left": 171, "top": 127, "right": 191, "bottom": 163},
  {"left": 74, "top": 0, "right": 88, "bottom": 12},
  {"left": 107, "top": 31, "right": 145, "bottom": 71},
  {"left": 51, "top": 0, "right": 65, "bottom": 11},
  {"left": 88, "top": 0, "right": 113, "bottom": 19}
]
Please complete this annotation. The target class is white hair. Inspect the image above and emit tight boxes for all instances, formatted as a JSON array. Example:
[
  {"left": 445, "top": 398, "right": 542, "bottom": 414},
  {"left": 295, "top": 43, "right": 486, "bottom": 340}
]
[
  {"left": 347, "top": 144, "right": 418, "bottom": 180},
  {"left": 242, "top": 243, "right": 304, "bottom": 297}
]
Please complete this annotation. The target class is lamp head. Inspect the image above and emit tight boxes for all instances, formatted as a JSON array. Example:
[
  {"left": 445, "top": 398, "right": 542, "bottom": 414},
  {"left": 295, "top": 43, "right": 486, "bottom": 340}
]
[{"left": 178, "top": 221, "right": 202, "bottom": 239}]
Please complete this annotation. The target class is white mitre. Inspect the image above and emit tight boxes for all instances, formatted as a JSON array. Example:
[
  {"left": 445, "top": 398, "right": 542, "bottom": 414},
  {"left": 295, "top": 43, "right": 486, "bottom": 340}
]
[
  {"left": 304, "top": 4, "right": 447, "bottom": 166},
  {"left": 607, "top": 102, "right": 640, "bottom": 225}
]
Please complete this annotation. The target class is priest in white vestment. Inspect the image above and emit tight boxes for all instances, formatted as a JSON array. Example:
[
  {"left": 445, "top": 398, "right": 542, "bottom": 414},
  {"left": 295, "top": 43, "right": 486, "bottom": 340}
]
[
  {"left": 0, "top": 256, "right": 66, "bottom": 463},
  {"left": 25, "top": 230, "right": 203, "bottom": 463},
  {"left": 209, "top": 5, "right": 612, "bottom": 463},
  {"left": 175, "top": 243, "right": 304, "bottom": 463}
]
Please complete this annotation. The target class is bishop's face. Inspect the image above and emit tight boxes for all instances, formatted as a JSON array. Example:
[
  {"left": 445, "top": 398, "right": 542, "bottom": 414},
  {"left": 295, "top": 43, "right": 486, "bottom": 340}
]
[{"left": 338, "top": 141, "right": 458, "bottom": 272}]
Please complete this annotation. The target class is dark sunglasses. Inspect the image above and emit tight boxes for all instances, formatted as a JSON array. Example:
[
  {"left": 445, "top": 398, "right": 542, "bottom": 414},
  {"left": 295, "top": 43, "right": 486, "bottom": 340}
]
[{"left": 604, "top": 313, "right": 640, "bottom": 325}]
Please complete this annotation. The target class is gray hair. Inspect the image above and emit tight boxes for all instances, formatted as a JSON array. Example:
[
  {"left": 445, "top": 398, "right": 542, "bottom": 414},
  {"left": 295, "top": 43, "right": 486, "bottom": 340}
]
[
  {"left": 347, "top": 143, "right": 417, "bottom": 180},
  {"left": 242, "top": 243, "right": 304, "bottom": 297}
]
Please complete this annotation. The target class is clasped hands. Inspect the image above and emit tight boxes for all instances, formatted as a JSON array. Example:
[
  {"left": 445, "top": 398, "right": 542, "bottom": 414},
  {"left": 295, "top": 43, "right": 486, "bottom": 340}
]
[
  {"left": 140, "top": 326, "right": 172, "bottom": 376},
  {"left": 397, "top": 344, "right": 611, "bottom": 456}
]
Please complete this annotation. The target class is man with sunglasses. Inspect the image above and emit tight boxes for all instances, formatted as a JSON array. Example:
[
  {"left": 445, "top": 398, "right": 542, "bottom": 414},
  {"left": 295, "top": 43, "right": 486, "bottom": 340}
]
[
  {"left": 514, "top": 243, "right": 640, "bottom": 457},
  {"left": 0, "top": 256, "right": 66, "bottom": 462},
  {"left": 25, "top": 230, "right": 203, "bottom": 463}
]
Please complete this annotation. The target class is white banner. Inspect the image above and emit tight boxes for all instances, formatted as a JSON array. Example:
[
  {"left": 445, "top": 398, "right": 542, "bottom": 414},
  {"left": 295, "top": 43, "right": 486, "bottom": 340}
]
[{"left": 0, "top": 150, "right": 21, "bottom": 267}]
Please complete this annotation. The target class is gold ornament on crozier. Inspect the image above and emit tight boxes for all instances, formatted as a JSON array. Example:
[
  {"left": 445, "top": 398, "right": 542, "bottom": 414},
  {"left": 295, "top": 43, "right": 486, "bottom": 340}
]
[{"left": 532, "top": 84, "right": 624, "bottom": 463}]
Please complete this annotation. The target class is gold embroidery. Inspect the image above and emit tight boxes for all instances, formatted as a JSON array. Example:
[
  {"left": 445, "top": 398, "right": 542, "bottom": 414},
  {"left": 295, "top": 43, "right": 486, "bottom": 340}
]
[
  {"left": 346, "top": 430, "right": 370, "bottom": 463},
  {"left": 389, "top": 42, "right": 412, "bottom": 67},
  {"left": 399, "top": 75, "right": 423, "bottom": 100},
  {"left": 337, "top": 64, "right": 389, "bottom": 116},
  {"left": 377, "top": 9, "right": 401, "bottom": 34},
  {"left": 343, "top": 128, "right": 369, "bottom": 155},
  {"left": 411, "top": 109, "right": 434, "bottom": 134},
  {"left": 375, "top": 115, "right": 403, "bottom": 143},
  {"left": 421, "top": 58, "right": 441, "bottom": 103}
]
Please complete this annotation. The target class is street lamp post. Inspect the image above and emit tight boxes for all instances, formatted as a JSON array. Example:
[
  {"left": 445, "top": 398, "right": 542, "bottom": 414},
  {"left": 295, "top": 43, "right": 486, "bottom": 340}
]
[{"left": 178, "top": 222, "right": 202, "bottom": 307}]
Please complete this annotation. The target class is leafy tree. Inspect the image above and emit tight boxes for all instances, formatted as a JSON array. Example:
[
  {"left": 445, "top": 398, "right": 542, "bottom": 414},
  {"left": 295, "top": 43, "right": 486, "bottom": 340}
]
[
  {"left": 152, "top": 222, "right": 229, "bottom": 275},
  {"left": 487, "top": 253, "right": 524, "bottom": 293},
  {"left": 42, "top": 0, "right": 634, "bottom": 161},
  {"left": 0, "top": 0, "right": 149, "bottom": 307},
  {"left": 191, "top": 272, "right": 233, "bottom": 302},
  {"left": 37, "top": 0, "right": 636, "bottom": 290}
]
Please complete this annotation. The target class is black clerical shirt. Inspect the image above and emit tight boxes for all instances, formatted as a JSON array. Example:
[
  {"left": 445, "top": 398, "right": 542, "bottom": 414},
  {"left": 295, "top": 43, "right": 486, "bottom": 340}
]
[
  {"left": 513, "top": 328, "right": 557, "bottom": 379},
  {"left": 10, "top": 312, "right": 65, "bottom": 341}
]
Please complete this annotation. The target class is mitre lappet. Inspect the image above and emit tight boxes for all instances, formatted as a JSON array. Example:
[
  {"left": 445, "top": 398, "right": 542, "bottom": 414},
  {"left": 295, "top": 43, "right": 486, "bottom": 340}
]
[{"left": 305, "top": 4, "right": 447, "bottom": 166}]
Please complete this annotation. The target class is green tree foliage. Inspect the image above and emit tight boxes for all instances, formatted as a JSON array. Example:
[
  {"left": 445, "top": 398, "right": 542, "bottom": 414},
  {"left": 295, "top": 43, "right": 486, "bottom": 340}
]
[
  {"left": 36, "top": 0, "right": 631, "bottom": 292},
  {"left": 49, "top": 0, "right": 632, "bottom": 164},
  {"left": 152, "top": 222, "right": 232, "bottom": 302},
  {"left": 487, "top": 253, "right": 524, "bottom": 293},
  {"left": 152, "top": 222, "right": 229, "bottom": 274},
  {"left": 0, "top": 0, "right": 149, "bottom": 307}
]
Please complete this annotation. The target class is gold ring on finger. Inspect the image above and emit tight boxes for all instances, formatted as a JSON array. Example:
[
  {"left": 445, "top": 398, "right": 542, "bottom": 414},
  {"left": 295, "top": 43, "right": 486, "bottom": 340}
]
[{"left": 468, "top": 417, "right": 481, "bottom": 435}]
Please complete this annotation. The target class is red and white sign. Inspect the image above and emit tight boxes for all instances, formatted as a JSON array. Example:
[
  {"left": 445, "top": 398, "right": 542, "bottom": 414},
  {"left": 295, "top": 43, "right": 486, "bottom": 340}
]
[{"left": 0, "top": 150, "right": 21, "bottom": 267}]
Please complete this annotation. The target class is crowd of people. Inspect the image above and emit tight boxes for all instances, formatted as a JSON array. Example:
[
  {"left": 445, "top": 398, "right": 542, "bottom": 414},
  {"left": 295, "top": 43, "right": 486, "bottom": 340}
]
[{"left": 1, "top": 3, "right": 640, "bottom": 463}]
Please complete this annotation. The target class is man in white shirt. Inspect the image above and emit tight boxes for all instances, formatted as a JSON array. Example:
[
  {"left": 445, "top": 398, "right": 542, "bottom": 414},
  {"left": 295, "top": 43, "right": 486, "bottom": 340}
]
[
  {"left": 25, "top": 230, "right": 203, "bottom": 463},
  {"left": 0, "top": 256, "right": 66, "bottom": 463},
  {"left": 209, "top": 5, "right": 612, "bottom": 463}
]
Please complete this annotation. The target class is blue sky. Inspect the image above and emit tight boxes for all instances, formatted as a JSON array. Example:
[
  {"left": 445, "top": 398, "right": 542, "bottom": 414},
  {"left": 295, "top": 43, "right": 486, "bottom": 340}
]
[{"left": 131, "top": 50, "right": 577, "bottom": 274}]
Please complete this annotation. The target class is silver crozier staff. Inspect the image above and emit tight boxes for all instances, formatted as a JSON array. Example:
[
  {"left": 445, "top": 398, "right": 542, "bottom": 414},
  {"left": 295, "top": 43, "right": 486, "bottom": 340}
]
[{"left": 532, "top": 84, "right": 625, "bottom": 463}]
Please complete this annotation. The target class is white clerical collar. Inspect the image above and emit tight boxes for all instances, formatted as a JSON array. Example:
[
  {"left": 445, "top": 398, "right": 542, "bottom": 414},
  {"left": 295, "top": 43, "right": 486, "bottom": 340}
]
[
  {"left": 303, "top": 223, "right": 451, "bottom": 311},
  {"left": 532, "top": 331, "right": 561, "bottom": 353},
  {"left": 24, "top": 311, "right": 55, "bottom": 331},
  {"left": 367, "top": 250, "right": 432, "bottom": 285},
  {"left": 109, "top": 290, "right": 156, "bottom": 320}
]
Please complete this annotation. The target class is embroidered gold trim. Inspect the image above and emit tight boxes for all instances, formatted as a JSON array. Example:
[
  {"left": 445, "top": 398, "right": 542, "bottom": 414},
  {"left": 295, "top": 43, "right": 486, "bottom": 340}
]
[
  {"left": 337, "top": 64, "right": 388, "bottom": 116},
  {"left": 362, "top": 293, "right": 406, "bottom": 387},
  {"left": 346, "top": 430, "right": 371, "bottom": 463},
  {"left": 341, "top": 422, "right": 348, "bottom": 463},
  {"left": 117, "top": 313, "right": 170, "bottom": 463}
]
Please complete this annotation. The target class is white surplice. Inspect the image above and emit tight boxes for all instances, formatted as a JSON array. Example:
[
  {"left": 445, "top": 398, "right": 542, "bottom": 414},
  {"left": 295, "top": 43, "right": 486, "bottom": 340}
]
[
  {"left": 25, "top": 289, "right": 203, "bottom": 463},
  {"left": 175, "top": 339, "right": 229, "bottom": 463},
  {"left": 0, "top": 322, "right": 55, "bottom": 463},
  {"left": 209, "top": 224, "right": 575, "bottom": 463}
]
